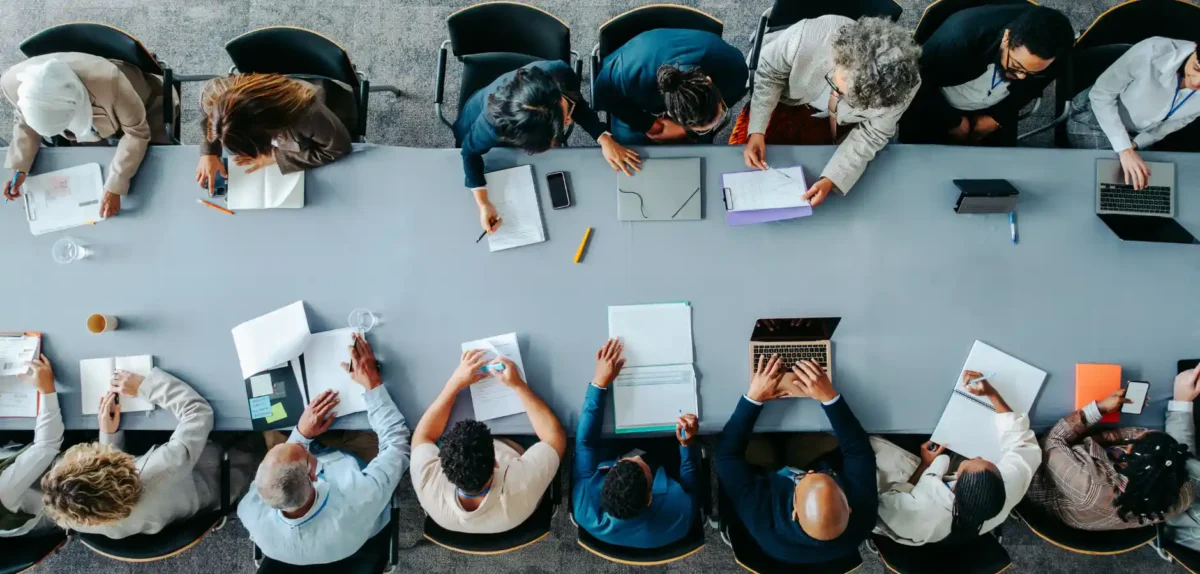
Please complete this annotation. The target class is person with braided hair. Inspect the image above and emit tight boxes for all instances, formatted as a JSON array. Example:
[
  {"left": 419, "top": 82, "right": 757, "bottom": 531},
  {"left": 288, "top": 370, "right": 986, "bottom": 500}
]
[
  {"left": 572, "top": 339, "right": 701, "bottom": 548},
  {"left": 592, "top": 29, "right": 748, "bottom": 145},
  {"left": 873, "top": 372, "right": 1040, "bottom": 545},
  {"left": 1026, "top": 369, "right": 1198, "bottom": 531},
  {"left": 1163, "top": 366, "right": 1200, "bottom": 550}
]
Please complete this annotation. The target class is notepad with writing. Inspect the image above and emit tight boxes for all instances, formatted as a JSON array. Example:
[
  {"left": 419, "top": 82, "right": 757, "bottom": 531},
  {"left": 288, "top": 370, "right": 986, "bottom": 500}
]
[
  {"left": 81, "top": 356, "right": 155, "bottom": 415},
  {"left": 485, "top": 166, "right": 546, "bottom": 252},
  {"left": 930, "top": 341, "right": 1046, "bottom": 462},
  {"left": 0, "top": 333, "right": 42, "bottom": 417},
  {"left": 1076, "top": 363, "right": 1122, "bottom": 423}
]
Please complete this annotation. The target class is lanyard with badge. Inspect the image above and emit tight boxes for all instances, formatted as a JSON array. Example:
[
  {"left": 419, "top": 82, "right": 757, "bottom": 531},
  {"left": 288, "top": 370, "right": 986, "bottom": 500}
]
[
  {"left": 1165, "top": 72, "right": 1197, "bottom": 121},
  {"left": 987, "top": 64, "right": 1005, "bottom": 97}
]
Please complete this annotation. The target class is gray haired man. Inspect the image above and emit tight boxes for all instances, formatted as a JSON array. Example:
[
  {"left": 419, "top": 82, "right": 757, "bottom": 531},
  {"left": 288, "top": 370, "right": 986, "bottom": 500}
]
[{"left": 237, "top": 333, "right": 411, "bottom": 565}]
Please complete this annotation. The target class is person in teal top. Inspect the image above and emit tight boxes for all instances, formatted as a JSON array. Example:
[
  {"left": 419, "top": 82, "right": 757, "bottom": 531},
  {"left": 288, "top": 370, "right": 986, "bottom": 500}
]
[{"left": 571, "top": 339, "right": 700, "bottom": 549}]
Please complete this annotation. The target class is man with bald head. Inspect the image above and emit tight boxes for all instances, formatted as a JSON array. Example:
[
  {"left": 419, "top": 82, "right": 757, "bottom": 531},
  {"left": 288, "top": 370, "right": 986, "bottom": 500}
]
[
  {"left": 716, "top": 355, "right": 876, "bottom": 564},
  {"left": 237, "top": 333, "right": 411, "bottom": 565}
]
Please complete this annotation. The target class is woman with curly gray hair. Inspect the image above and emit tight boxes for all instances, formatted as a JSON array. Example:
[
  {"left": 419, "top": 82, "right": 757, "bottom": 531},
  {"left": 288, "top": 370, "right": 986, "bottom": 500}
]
[{"left": 736, "top": 16, "right": 921, "bottom": 207}]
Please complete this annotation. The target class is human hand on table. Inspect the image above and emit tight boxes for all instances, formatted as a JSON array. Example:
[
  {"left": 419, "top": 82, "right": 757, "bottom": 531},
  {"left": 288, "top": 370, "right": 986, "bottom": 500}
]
[
  {"left": 3, "top": 172, "right": 25, "bottom": 200},
  {"left": 297, "top": 389, "right": 339, "bottom": 439},
  {"left": 448, "top": 349, "right": 489, "bottom": 391},
  {"left": 747, "top": 354, "right": 785, "bottom": 403},
  {"left": 100, "top": 191, "right": 120, "bottom": 218},
  {"left": 342, "top": 332, "right": 382, "bottom": 390},
  {"left": 19, "top": 354, "right": 55, "bottom": 394},
  {"left": 110, "top": 370, "right": 144, "bottom": 397},
  {"left": 803, "top": 177, "right": 836, "bottom": 207},
  {"left": 98, "top": 391, "right": 121, "bottom": 433},
  {"left": 598, "top": 134, "right": 642, "bottom": 176},
  {"left": 743, "top": 133, "right": 767, "bottom": 170},
  {"left": 234, "top": 152, "right": 276, "bottom": 174},
  {"left": 195, "top": 155, "right": 227, "bottom": 196},
  {"left": 1119, "top": 148, "right": 1150, "bottom": 191},
  {"left": 477, "top": 199, "right": 501, "bottom": 234},
  {"left": 592, "top": 338, "right": 625, "bottom": 389},
  {"left": 790, "top": 360, "right": 837, "bottom": 403}
]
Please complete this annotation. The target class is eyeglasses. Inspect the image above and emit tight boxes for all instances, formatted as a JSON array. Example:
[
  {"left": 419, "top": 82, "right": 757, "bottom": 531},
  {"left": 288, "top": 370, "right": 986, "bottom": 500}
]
[
  {"left": 562, "top": 96, "right": 577, "bottom": 118},
  {"left": 825, "top": 73, "right": 846, "bottom": 112},
  {"left": 1002, "top": 45, "right": 1047, "bottom": 79}
]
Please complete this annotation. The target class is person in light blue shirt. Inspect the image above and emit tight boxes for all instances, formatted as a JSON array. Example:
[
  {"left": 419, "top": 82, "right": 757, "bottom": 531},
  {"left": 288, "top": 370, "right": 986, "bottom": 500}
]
[
  {"left": 237, "top": 333, "right": 411, "bottom": 566},
  {"left": 571, "top": 338, "right": 700, "bottom": 548}
]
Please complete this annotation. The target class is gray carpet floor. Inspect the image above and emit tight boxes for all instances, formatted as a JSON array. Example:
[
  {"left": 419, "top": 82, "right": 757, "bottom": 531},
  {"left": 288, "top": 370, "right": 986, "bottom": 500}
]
[{"left": 2, "top": 0, "right": 1181, "bottom": 572}]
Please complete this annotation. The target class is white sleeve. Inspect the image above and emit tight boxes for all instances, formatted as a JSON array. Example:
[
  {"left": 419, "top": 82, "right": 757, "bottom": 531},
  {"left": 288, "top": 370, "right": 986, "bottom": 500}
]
[
  {"left": 135, "top": 368, "right": 214, "bottom": 483},
  {"left": 877, "top": 455, "right": 952, "bottom": 545},
  {"left": 990, "top": 413, "right": 1041, "bottom": 526},
  {"left": 0, "top": 392, "right": 63, "bottom": 511},
  {"left": 1088, "top": 43, "right": 1147, "bottom": 153}
]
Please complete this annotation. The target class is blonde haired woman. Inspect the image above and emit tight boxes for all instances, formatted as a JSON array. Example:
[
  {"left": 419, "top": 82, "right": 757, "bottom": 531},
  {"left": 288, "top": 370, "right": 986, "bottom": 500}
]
[
  {"left": 41, "top": 368, "right": 222, "bottom": 537},
  {"left": 0, "top": 355, "right": 63, "bottom": 537}
]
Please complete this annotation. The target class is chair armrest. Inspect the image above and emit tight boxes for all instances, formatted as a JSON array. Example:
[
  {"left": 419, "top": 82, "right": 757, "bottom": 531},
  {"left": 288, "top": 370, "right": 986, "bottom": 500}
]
[
  {"left": 1016, "top": 101, "right": 1070, "bottom": 142},
  {"left": 220, "top": 451, "right": 231, "bottom": 515},
  {"left": 435, "top": 40, "right": 451, "bottom": 129},
  {"left": 1016, "top": 97, "right": 1042, "bottom": 122},
  {"left": 747, "top": 8, "right": 771, "bottom": 93},
  {"left": 173, "top": 74, "right": 222, "bottom": 83},
  {"left": 356, "top": 78, "right": 369, "bottom": 142},
  {"left": 162, "top": 66, "right": 178, "bottom": 144},
  {"left": 389, "top": 488, "right": 400, "bottom": 567}
]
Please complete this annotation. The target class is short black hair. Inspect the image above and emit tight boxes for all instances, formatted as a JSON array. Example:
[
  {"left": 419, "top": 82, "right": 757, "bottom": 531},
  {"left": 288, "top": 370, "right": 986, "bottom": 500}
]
[
  {"left": 600, "top": 460, "right": 650, "bottom": 519},
  {"left": 656, "top": 64, "right": 723, "bottom": 127},
  {"left": 1007, "top": 6, "right": 1074, "bottom": 61},
  {"left": 948, "top": 467, "right": 1006, "bottom": 542},
  {"left": 1114, "top": 431, "right": 1191, "bottom": 524},
  {"left": 440, "top": 420, "right": 495, "bottom": 493},
  {"left": 486, "top": 66, "right": 567, "bottom": 154}
]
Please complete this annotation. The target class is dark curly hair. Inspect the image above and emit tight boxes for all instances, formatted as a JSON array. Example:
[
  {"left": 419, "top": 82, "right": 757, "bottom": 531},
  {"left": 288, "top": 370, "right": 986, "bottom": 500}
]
[
  {"left": 1007, "top": 6, "right": 1074, "bottom": 61},
  {"left": 948, "top": 468, "right": 1006, "bottom": 542},
  {"left": 1114, "top": 431, "right": 1191, "bottom": 524},
  {"left": 441, "top": 420, "right": 495, "bottom": 493},
  {"left": 600, "top": 460, "right": 650, "bottom": 519}
]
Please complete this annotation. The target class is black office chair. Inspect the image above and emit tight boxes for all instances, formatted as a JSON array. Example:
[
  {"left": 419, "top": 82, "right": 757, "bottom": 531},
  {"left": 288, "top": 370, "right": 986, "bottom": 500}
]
[
  {"left": 18, "top": 22, "right": 183, "bottom": 144},
  {"left": 747, "top": 0, "right": 902, "bottom": 92},
  {"left": 1012, "top": 501, "right": 1157, "bottom": 556},
  {"left": 868, "top": 532, "right": 1011, "bottom": 574},
  {"left": 434, "top": 1, "right": 578, "bottom": 144},
  {"left": 254, "top": 489, "right": 400, "bottom": 574},
  {"left": 718, "top": 483, "right": 863, "bottom": 573},
  {"left": 78, "top": 451, "right": 232, "bottom": 562},
  {"left": 224, "top": 26, "right": 400, "bottom": 143},
  {"left": 1155, "top": 527, "right": 1200, "bottom": 574},
  {"left": 589, "top": 5, "right": 724, "bottom": 124},
  {"left": 571, "top": 442, "right": 711, "bottom": 566},
  {"left": 0, "top": 528, "right": 68, "bottom": 574},
  {"left": 423, "top": 466, "right": 561, "bottom": 554}
]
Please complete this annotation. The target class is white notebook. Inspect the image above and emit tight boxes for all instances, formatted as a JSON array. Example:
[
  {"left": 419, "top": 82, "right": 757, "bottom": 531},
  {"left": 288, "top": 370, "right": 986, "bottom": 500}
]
[
  {"left": 23, "top": 163, "right": 105, "bottom": 235},
  {"left": 227, "top": 162, "right": 304, "bottom": 209},
  {"left": 485, "top": 166, "right": 545, "bottom": 252},
  {"left": 302, "top": 328, "right": 367, "bottom": 417},
  {"left": 231, "top": 301, "right": 311, "bottom": 380},
  {"left": 930, "top": 341, "right": 1047, "bottom": 462},
  {"left": 461, "top": 332, "right": 528, "bottom": 421},
  {"left": 81, "top": 355, "right": 155, "bottom": 415},
  {"left": 607, "top": 303, "right": 693, "bottom": 367}
]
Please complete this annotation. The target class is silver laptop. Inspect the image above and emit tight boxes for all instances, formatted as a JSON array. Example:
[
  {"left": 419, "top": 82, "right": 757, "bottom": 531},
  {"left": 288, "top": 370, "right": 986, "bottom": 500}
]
[{"left": 1096, "top": 158, "right": 1175, "bottom": 217}]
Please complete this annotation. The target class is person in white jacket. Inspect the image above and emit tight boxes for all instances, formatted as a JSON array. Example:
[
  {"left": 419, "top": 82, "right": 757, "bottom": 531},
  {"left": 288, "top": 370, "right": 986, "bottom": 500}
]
[
  {"left": 0, "top": 354, "right": 63, "bottom": 537},
  {"left": 873, "top": 371, "right": 1041, "bottom": 545}
]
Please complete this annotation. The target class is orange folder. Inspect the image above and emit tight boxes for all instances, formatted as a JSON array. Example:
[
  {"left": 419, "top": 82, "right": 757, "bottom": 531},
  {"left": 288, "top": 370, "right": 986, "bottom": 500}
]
[{"left": 1076, "top": 363, "right": 1122, "bottom": 423}]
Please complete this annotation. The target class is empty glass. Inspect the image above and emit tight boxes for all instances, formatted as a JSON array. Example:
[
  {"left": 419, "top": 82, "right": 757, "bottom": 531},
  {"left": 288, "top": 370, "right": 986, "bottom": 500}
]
[
  {"left": 51, "top": 237, "right": 90, "bottom": 264},
  {"left": 348, "top": 308, "right": 378, "bottom": 333}
]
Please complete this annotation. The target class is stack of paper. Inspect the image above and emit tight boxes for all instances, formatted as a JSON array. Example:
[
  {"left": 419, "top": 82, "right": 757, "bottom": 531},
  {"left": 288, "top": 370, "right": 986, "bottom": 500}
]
[
  {"left": 227, "top": 162, "right": 305, "bottom": 209},
  {"left": 0, "top": 333, "right": 42, "bottom": 418},
  {"left": 81, "top": 355, "right": 155, "bottom": 415},
  {"left": 930, "top": 341, "right": 1047, "bottom": 462},
  {"left": 608, "top": 303, "right": 698, "bottom": 433},
  {"left": 485, "top": 166, "right": 546, "bottom": 252},
  {"left": 23, "top": 163, "right": 105, "bottom": 236},
  {"left": 722, "top": 166, "right": 812, "bottom": 225},
  {"left": 461, "top": 332, "right": 528, "bottom": 421},
  {"left": 302, "top": 328, "right": 368, "bottom": 417},
  {"left": 231, "top": 301, "right": 312, "bottom": 380}
]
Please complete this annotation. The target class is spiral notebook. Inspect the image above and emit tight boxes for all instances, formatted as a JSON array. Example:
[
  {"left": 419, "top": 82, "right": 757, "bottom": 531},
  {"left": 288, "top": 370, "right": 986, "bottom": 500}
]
[{"left": 930, "top": 341, "right": 1047, "bottom": 462}]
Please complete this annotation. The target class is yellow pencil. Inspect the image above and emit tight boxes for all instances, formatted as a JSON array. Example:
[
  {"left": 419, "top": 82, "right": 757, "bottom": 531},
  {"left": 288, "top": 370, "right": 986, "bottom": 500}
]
[{"left": 573, "top": 227, "right": 593, "bottom": 264}]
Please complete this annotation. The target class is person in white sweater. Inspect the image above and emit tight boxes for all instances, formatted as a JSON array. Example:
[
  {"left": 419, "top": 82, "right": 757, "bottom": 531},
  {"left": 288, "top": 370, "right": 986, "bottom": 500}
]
[
  {"left": 40, "top": 367, "right": 223, "bottom": 538},
  {"left": 0, "top": 354, "right": 63, "bottom": 537}
]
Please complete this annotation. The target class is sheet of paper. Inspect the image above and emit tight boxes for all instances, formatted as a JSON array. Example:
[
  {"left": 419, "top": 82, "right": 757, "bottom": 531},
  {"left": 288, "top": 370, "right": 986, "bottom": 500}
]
[
  {"left": 0, "top": 335, "right": 40, "bottom": 377},
  {"left": 0, "top": 378, "right": 38, "bottom": 417},
  {"left": 302, "top": 328, "right": 367, "bottom": 417},
  {"left": 613, "top": 364, "right": 698, "bottom": 432},
  {"left": 23, "top": 163, "right": 105, "bottom": 235},
  {"left": 265, "top": 402, "right": 287, "bottom": 423},
  {"left": 249, "top": 395, "right": 273, "bottom": 418},
  {"left": 485, "top": 166, "right": 546, "bottom": 252},
  {"left": 250, "top": 374, "right": 274, "bottom": 398},
  {"left": 461, "top": 333, "right": 527, "bottom": 421},
  {"left": 231, "top": 301, "right": 311, "bottom": 380},
  {"left": 227, "top": 162, "right": 304, "bottom": 210},
  {"left": 81, "top": 356, "right": 155, "bottom": 415},
  {"left": 723, "top": 167, "right": 810, "bottom": 212},
  {"left": 608, "top": 303, "right": 694, "bottom": 368}
]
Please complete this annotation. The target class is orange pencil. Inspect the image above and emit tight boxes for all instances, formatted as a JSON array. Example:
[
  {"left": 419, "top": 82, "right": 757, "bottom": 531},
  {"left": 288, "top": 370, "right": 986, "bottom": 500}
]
[
  {"left": 573, "top": 227, "right": 593, "bottom": 263},
  {"left": 196, "top": 198, "right": 234, "bottom": 215}
]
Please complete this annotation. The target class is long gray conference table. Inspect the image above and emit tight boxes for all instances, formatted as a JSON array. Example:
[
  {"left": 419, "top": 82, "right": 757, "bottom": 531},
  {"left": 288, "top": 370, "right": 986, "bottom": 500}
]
[{"left": 1, "top": 143, "right": 1198, "bottom": 436}]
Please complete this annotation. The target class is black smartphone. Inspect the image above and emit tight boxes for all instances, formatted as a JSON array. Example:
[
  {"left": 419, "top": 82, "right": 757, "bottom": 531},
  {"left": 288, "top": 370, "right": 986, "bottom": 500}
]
[{"left": 547, "top": 171, "right": 571, "bottom": 209}]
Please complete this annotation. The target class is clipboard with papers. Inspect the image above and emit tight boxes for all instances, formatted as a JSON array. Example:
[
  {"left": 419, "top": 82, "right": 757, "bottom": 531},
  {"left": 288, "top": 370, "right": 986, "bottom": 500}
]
[
  {"left": 22, "top": 164, "right": 105, "bottom": 236},
  {"left": 721, "top": 166, "right": 812, "bottom": 225}
]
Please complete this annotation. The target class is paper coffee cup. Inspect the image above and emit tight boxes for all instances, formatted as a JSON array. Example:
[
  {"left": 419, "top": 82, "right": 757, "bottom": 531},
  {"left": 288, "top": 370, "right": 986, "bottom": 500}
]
[{"left": 87, "top": 314, "right": 118, "bottom": 333}]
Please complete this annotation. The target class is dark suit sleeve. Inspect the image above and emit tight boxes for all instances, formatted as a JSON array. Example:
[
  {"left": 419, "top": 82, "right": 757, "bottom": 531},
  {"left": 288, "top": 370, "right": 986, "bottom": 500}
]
[
  {"left": 274, "top": 102, "right": 352, "bottom": 174},
  {"left": 709, "top": 40, "right": 751, "bottom": 108},
  {"left": 716, "top": 397, "right": 763, "bottom": 496},
  {"left": 459, "top": 117, "right": 493, "bottom": 188},
  {"left": 823, "top": 397, "right": 878, "bottom": 526}
]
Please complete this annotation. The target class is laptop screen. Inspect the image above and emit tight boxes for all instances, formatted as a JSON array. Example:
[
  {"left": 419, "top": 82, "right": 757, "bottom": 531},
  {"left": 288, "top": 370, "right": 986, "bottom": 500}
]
[
  {"left": 751, "top": 318, "right": 841, "bottom": 342},
  {"left": 1099, "top": 214, "right": 1198, "bottom": 245}
]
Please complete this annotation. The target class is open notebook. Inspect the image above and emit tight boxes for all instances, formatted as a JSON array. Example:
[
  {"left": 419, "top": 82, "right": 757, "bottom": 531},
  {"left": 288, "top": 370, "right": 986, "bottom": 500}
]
[
  {"left": 930, "top": 341, "right": 1047, "bottom": 462},
  {"left": 608, "top": 303, "right": 698, "bottom": 433},
  {"left": 227, "top": 162, "right": 304, "bottom": 209},
  {"left": 81, "top": 355, "right": 155, "bottom": 415}
]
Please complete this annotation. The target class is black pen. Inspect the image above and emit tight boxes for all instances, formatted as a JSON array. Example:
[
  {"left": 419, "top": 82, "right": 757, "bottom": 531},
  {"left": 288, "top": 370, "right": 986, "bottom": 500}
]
[
  {"left": 475, "top": 230, "right": 488, "bottom": 243},
  {"left": 349, "top": 335, "right": 359, "bottom": 371}
]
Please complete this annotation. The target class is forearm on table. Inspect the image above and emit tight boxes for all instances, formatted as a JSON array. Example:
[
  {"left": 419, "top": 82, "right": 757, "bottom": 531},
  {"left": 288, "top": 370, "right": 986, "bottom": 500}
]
[
  {"left": 471, "top": 187, "right": 489, "bottom": 206},
  {"left": 516, "top": 385, "right": 565, "bottom": 455},
  {"left": 412, "top": 385, "right": 458, "bottom": 446}
]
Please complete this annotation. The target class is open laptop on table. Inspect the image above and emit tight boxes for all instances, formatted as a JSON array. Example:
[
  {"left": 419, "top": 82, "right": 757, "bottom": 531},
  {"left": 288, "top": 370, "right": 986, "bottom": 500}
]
[
  {"left": 749, "top": 318, "right": 840, "bottom": 384},
  {"left": 1096, "top": 158, "right": 1198, "bottom": 244}
]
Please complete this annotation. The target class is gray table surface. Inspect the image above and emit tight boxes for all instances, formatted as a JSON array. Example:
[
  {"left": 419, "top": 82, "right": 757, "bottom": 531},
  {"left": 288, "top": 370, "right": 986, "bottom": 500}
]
[{"left": 1, "top": 143, "right": 1198, "bottom": 435}]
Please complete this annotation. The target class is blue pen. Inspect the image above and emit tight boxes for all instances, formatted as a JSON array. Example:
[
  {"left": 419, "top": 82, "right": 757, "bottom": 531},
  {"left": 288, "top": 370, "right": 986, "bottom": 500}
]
[
  {"left": 5, "top": 172, "right": 17, "bottom": 204},
  {"left": 480, "top": 362, "right": 506, "bottom": 373},
  {"left": 1009, "top": 212, "right": 1018, "bottom": 244},
  {"left": 679, "top": 409, "right": 687, "bottom": 439}
]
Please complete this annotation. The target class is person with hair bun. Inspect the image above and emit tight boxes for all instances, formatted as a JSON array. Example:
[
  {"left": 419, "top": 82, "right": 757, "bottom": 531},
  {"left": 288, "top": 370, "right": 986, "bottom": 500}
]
[
  {"left": 593, "top": 29, "right": 748, "bottom": 144},
  {"left": 1026, "top": 367, "right": 1198, "bottom": 531}
]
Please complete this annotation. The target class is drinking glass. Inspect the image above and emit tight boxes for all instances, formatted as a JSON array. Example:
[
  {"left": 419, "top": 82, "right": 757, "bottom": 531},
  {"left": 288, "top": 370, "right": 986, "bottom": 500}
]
[
  {"left": 51, "top": 237, "right": 90, "bottom": 264},
  {"left": 348, "top": 308, "right": 378, "bottom": 333}
]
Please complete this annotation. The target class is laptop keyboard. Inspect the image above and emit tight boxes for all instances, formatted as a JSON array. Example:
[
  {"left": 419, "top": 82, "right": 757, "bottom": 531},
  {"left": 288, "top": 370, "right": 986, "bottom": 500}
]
[
  {"left": 1099, "top": 183, "right": 1172, "bottom": 215},
  {"left": 752, "top": 344, "right": 828, "bottom": 372}
]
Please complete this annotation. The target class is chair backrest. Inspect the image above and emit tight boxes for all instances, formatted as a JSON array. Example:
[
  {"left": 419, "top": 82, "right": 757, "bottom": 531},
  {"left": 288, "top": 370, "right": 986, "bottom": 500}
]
[
  {"left": 1065, "top": 44, "right": 1132, "bottom": 101},
  {"left": 1014, "top": 503, "right": 1157, "bottom": 554},
  {"left": 19, "top": 22, "right": 163, "bottom": 75},
  {"left": 258, "top": 519, "right": 392, "bottom": 574},
  {"left": 719, "top": 484, "right": 862, "bottom": 573},
  {"left": 871, "top": 533, "right": 1011, "bottom": 574},
  {"left": 914, "top": 0, "right": 1033, "bottom": 45},
  {"left": 1075, "top": 0, "right": 1200, "bottom": 52},
  {"left": 597, "top": 5, "right": 723, "bottom": 63},
  {"left": 447, "top": 2, "right": 571, "bottom": 63},
  {"left": 0, "top": 529, "right": 67, "bottom": 573},
  {"left": 78, "top": 510, "right": 224, "bottom": 561},
  {"left": 766, "top": 0, "right": 902, "bottom": 31},
  {"left": 225, "top": 27, "right": 358, "bottom": 87},
  {"left": 423, "top": 486, "right": 556, "bottom": 554}
]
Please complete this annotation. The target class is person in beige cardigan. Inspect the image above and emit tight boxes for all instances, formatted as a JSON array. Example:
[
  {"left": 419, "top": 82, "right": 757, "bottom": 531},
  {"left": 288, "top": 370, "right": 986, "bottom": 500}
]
[
  {"left": 744, "top": 16, "right": 921, "bottom": 207},
  {"left": 2, "top": 53, "right": 171, "bottom": 218}
]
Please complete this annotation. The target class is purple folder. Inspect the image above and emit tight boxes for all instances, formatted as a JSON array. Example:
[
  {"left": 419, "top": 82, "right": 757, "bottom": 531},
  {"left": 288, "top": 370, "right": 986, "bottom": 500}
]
[{"left": 722, "top": 167, "right": 813, "bottom": 226}]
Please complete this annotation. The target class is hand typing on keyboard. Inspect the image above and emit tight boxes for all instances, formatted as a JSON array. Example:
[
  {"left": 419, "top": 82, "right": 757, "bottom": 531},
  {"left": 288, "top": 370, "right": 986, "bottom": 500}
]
[
  {"left": 747, "top": 354, "right": 786, "bottom": 403},
  {"left": 1118, "top": 148, "right": 1150, "bottom": 191},
  {"left": 787, "top": 360, "right": 838, "bottom": 403}
]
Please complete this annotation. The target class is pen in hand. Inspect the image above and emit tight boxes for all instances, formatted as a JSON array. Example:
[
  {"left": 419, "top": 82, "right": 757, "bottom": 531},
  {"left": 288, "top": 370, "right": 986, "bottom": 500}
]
[{"left": 679, "top": 409, "right": 687, "bottom": 440}]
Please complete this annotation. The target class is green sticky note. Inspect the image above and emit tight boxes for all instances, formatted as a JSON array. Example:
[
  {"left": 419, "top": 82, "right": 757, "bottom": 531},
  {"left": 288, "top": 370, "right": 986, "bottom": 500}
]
[{"left": 265, "top": 402, "right": 287, "bottom": 423}]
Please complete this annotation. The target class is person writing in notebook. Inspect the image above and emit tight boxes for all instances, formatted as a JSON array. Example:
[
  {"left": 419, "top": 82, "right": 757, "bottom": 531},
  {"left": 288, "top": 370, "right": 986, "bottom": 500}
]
[
  {"left": 572, "top": 339, "right": 701, "bottom": 548},
  {"left": 873, "top": 371, "right": 1041, "bottom": 545},
  {"left": 716, "top": 355, "right": 876, "bottom": 564},
  {"left": 1026, "top": 386, "right": 1194, "bottom": 530},
  {"left": 0, "top": 354, "right": 63, "bottom": 538},
  {"left": 410, "top": 350, "right": 566, "bottom": 533}
]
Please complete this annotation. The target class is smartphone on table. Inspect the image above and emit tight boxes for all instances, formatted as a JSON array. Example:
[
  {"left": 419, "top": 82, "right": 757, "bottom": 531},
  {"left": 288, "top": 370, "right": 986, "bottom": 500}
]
[{"left": 546, "top": 171, "right": 571, "bottom": 209}]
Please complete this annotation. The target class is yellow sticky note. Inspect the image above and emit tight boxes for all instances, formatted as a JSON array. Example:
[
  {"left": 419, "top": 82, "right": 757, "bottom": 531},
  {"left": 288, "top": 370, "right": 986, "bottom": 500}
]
[{"left": 265, "top": 402, "right": 287, "bottom": 423}]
